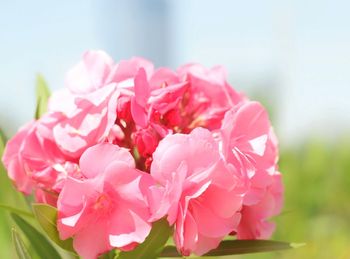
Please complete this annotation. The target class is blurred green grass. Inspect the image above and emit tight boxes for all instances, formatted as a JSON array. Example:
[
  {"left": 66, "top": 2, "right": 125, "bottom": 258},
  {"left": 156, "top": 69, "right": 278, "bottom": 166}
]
[{"left": 1, "top": 132, "right": 349, "bottom": 258}]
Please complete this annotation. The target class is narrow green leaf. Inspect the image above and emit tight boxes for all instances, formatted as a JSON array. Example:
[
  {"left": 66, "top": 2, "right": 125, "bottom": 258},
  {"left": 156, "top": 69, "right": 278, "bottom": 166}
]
[
  {"left": 0, "top": 204, "right": 34, "bottom": 218},
  {"left": 160, "top": 240, "right": 303, "bottom": 257},
  {"left": 11, "top": 213, "right": 61, "bottom": 259},
  {"left": 32, "top": 203, "right": 74, "bottom": 252},
  {"left": 12, "top": 228, "right": 32, "bottom": 259},
  {"left": 0, "top": 128, "right": 6, "bottom": 154},
  {"left": 34, "top": 74, "right": 51, "bottom": 119},
  {"left": 117, "top": 218, "right": 172, "bottom": 259}
]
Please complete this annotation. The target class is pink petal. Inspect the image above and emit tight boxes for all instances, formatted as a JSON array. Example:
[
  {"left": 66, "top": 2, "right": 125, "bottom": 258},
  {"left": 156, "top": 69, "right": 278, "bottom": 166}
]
[
  {"left": 112, "top": 57, "right": 154, "bottom": 82},
  {"left": 191, "top": 199, "right": 236, "bottom": 238},
  {"left": 199, "top": 185, "right": 242, "bottom": 219},
  {"left": 65, "top": 50, "right": 114, "bottom": 94},
  {"left": 131, "top": 97, "right": 148, "bottom": 127},
  {"left": 80, "top": 143, "right": 135, "bottom": 179},
  {"left": 73, "top": 219, "right": 111, "bottom": 259},
  {"left": 109, "top": 207, "right": 151, "bottom": 248},
  {"left": 134, "top": 68, "right": 150, "bottom": 107},
  {"left": 193, "top": 234, "right": 221, "bottom": 256},
  {"left": 175, "top": 208, "right": 198, "bottom": 256}
]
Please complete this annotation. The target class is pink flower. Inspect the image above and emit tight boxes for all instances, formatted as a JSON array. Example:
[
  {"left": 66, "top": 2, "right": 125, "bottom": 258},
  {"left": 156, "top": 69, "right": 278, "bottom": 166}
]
[
  {"left": 219, "top": 101, "right": 283, "bottom": 239},
  {"left": 149, "top": 128, "right": 244, "bottom": 256},
  {"left": 2, "top": 119, "right": 80, "bottom": 199},
  {"left": 57, "top": 143, "right": 153, "bottom": 259}
]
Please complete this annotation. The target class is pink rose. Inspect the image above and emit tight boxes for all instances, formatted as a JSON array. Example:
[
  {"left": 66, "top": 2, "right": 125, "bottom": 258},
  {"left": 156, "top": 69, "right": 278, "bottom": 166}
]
[
  {"left": 149, "top": 128, "right": 244, "bottom": 256},
  {"left": 57, "top": 143, "right": 153, "bottom": 259}
]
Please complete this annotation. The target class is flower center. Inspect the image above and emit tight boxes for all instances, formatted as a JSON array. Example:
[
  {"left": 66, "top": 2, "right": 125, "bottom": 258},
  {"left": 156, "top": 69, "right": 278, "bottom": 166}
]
[{"left": 94, "top": 193, "right": 112, "bottom": 212}]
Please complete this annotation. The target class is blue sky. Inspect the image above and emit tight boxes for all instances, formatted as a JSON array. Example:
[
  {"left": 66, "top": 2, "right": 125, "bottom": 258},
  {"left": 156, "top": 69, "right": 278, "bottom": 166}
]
[{"left": 1, "top": 0, "right": 349, "bottom": 143}]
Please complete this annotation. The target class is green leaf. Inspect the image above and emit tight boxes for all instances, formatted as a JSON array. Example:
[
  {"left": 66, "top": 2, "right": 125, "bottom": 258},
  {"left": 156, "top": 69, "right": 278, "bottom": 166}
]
[
  {"left": 117, "top": 218, "right": 172, "bottom": 259},
  {"left": 11, "top": 213, "right": 61, "bottom": 259},
  {"left": 12, "top": 228, "right": 32, "bottom": 259},
  {"left": 32, "top": 203, "right": 74, "bottom": 252},
  {"left": 160, "top": 240, "right": 304, "bottom": 257},
  {"left": 34, "top": 74, "right": 51, "bottom": 119},
  {"left": 0, "top": 128, "right": 6, "bottom": 154},
  {"left": 0, "top": 204, "right": 34, "bottom": 218}
]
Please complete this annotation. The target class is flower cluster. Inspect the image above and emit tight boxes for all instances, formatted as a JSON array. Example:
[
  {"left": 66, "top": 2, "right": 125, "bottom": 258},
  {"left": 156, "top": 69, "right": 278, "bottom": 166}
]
[{"left": 2, "top": 51, "right": 283, "bottom": 259}]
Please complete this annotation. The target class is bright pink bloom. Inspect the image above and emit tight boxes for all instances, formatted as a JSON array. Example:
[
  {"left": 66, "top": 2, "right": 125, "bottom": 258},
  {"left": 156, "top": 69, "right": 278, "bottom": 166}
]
[
  {"left": 57, "top": 143, "right": 153, "bottom": 259},
  {"left": 149, "top": 128, "right": 244, "bottom": 256},
  {"left": 2, "top": 51, "right": 284, "bottom": 257}
]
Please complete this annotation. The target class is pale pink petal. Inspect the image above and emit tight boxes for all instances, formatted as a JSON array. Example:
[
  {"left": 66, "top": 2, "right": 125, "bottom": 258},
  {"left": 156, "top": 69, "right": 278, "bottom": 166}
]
[
  {"left": 109, "top": 208, "right": 151, "bottom": 248},
  {"left": 65, "top": 50, "right": 114, "bottom": 94},
  {"left": 80, "top": 143, "right": 135, "bottom": 179},
  {"left": 149, "top": 67, "right": 180, "bottom": 90},
  {"left": 112, "top": 57, "right": 154, "bottom": 82}
]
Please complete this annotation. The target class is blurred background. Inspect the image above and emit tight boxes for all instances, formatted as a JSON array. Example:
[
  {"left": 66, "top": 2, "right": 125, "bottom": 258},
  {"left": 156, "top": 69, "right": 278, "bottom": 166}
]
[{"left": 0, "top": 0, "right": 349, "bottom": 258}]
